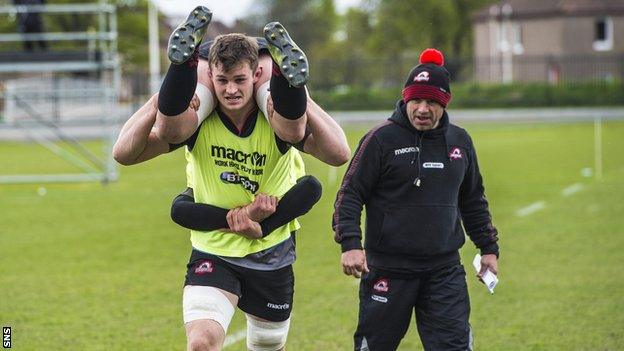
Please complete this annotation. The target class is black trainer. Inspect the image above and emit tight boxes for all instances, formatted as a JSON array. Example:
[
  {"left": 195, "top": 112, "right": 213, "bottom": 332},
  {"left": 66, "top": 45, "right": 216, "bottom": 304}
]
[
  {"left": 167, "top": 6, "right": 212, "bottom": 64},
  {"left": 263, "top": 22, "right": 309, "bottom": 88}
]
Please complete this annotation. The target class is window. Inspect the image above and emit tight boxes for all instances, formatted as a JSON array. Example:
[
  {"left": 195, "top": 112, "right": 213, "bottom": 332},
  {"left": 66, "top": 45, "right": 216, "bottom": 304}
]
[
  {"left": 593, "top": 17, "right": 613, "bottom": 51},
  {"left": 595, "top": 20, "right": 607, "bottom": 41}
]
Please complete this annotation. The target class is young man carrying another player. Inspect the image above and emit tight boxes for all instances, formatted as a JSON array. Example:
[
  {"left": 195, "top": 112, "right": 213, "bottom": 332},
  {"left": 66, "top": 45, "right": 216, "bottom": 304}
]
[{"left": 113, "top": 6, "right": 349, "bottom": 351}]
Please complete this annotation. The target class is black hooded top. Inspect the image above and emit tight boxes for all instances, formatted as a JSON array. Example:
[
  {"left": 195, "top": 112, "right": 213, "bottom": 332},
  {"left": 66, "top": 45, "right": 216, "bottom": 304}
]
[{"left": 332, "top": 100, "right": 499, "bottom": 272}]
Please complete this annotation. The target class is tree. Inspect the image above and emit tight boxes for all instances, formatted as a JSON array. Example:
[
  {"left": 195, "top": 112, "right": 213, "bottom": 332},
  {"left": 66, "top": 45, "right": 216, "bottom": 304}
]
[
  {"left": 310, "top": 7, "right": 375, "bottom": 89},
  {"left": 244, "top": 0, "right": 501, "bottom": 90},
  {"left": 363, "top": 0, "right": 499, "bottom": 83},
  {"left": 237, "top": 0, "right": 337, "bottom": 54}
]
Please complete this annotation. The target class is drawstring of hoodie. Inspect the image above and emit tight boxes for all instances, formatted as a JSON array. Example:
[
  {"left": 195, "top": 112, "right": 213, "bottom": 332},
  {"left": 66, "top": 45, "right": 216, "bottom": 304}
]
[{"left": 411, "top": 131, "right": 425, "bottom": 187}]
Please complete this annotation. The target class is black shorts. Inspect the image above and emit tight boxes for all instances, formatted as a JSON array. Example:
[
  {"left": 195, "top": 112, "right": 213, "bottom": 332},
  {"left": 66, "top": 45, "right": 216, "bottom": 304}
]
[
  {"left": 354, "top": 263, "right": 471, "bottom": 351},
  {"left": 184, "top": 249, "right": 294, "bottom": 322}
]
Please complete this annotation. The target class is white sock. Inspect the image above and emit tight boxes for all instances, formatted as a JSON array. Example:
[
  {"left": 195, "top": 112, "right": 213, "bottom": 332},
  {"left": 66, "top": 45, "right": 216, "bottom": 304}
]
[
  {"left": 255, "top": 80, "right": 270, "bottom": 120},
  {"left": 195, "top": 83, "right": 214, "bottom": 126}
]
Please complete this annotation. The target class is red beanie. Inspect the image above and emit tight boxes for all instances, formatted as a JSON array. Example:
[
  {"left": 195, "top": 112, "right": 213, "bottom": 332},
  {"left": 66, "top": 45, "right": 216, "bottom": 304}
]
[{"left": 401, "top": 48, "right": 451, "bottom": 107}]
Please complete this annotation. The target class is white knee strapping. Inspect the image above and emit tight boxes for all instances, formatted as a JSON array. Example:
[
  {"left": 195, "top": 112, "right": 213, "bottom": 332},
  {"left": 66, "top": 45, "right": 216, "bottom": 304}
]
[
  {"left": 183, "top": 286, "right": 235, "bottom": 334},
  {"left": 195, "top": 83, "right": 214, "bottom": 126},
  {"left": 255, "top": 81, "right": 270, "bottom": 120},
  {"left": 246, "top": 316, "right": 290, "bottom": 351}
]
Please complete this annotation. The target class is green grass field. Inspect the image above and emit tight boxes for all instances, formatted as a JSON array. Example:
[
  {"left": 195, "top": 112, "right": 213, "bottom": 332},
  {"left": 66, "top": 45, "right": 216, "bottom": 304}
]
[{"left": 1, "top": 120, "right": 623, "bottom": 350}]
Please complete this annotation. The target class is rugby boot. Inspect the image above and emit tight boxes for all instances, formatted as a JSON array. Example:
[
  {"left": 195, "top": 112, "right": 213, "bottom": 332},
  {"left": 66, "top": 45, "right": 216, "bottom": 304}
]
[
  {"left": 167, "top": 6, "right": 212, "bottom": 64},
  {"left": 263, "top": 21, "right": 309, "bottom": 88}
]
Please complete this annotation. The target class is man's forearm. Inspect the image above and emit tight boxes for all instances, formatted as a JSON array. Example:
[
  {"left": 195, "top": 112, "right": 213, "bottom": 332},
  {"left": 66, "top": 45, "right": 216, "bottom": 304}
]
[
  {"left": 332, "top": 131, "right": 382, "bottom": 251},
  {"left": 112, "top": 95, "right": 159, "bottom": 165},
  {"left": 171, "top": 176, "right": 322, "bottom": 236},
  {"left": 259, "top": 175, "right": 322, "bottom": 236},
  {"left": 460, "top": 144, "right": 499, "bottom": 256},
  {"left": 332, "top": 190, "right": 365, "bottom": 252},
  {"left": 170, "top": 191, "right": 229, "bottom": 231}
]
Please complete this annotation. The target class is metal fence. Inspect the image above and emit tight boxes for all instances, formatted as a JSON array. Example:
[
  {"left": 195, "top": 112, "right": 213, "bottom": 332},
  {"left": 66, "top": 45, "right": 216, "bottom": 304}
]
[
  {"left": 0, "top": 3, "right": 120, "bottom": 184},
  {"left": 474, "top": 54, "right": 624, "bottom": 84}
]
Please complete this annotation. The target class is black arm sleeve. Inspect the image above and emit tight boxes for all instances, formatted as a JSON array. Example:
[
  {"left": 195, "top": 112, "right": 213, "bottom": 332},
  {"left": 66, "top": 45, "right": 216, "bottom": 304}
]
[
  {"left": 332, "top": 131, "right": 383, "bottom": 252},
  {"left": 170, "top": 176, "right": 322, "bottom": 235},
  {"left": 459, "top": 137, "right": 499, "bottom": 257},
  {"left": 260, "top": 175, "right": 322, "bottom": 237},
  {"left": 170, "top": 188, "right": 229, "bottom": 231}
]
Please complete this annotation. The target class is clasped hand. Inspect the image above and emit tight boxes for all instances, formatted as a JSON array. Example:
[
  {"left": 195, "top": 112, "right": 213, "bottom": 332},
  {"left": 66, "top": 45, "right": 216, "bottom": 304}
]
[{"left": 225, "top": 194, "right": 278, "bottom": 239}]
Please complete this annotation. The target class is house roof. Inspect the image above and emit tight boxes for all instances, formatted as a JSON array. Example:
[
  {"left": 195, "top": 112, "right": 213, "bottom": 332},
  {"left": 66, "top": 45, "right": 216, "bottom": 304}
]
[{"left": 473, "top": 0, "right": 624, "bottom": 22}]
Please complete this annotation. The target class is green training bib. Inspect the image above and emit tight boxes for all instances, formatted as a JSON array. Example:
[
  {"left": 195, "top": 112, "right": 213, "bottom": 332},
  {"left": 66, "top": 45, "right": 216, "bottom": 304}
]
[{"left": 187, "top": 110, "right": 305, "bottom": 257}]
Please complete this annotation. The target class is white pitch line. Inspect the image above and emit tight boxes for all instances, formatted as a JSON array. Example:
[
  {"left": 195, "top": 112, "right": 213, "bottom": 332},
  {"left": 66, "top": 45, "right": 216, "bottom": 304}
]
[
  {"left": 223, "top": 329, "right": 246, "bottom": 348},
  {"left": 516, "top": 201, "right": 546, "bottom": 217},
  {"left": 562, "top": 183, "right": 583, "bottom": 197}
]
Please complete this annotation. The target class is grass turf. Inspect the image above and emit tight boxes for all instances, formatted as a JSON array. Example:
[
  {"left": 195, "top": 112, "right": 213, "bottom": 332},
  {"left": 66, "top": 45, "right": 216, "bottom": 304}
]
[{"left": 1, "top": 120, "right": 623, "bottom": 350}]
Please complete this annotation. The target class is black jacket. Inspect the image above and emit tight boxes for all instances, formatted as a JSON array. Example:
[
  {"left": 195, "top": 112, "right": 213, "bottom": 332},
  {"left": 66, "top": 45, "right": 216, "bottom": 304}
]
[{"left": 333, "top": 101, "right": 499, "bottom": 272}]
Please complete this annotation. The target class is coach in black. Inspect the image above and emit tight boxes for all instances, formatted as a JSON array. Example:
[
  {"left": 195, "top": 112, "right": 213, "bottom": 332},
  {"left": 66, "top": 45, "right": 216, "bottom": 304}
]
[{"left": 332, "top": 48, "right": 499, "bottom": 351}]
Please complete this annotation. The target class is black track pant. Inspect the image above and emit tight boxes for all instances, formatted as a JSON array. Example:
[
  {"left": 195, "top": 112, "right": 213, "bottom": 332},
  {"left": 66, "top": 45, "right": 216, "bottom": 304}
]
[{"left": 354, "top": 263, "right": 472, "bottom": 351}]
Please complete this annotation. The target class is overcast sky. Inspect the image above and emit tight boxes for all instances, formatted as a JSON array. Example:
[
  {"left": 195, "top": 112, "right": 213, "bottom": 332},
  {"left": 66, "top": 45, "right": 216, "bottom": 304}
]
[{"left": 151, "top": 0, "right": 362, "bottom": 26}]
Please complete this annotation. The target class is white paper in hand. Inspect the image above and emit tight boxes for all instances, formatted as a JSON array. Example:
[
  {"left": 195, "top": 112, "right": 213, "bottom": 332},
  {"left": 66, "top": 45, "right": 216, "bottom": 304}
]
[{"left": 472, "top": 254, "right": 498, "bottom": 294}]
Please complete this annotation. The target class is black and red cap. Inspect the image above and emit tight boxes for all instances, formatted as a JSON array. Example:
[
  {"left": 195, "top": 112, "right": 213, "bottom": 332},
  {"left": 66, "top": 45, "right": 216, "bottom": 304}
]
[{"left": 401, "top": 48, "right": 451, "bottom": 107}]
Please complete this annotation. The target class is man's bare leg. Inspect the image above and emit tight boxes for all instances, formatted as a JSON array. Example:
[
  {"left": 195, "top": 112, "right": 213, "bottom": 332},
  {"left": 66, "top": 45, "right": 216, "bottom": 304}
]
[
  {"left": 262, "top": 22, "right": 308, "bottom": 143},
  {"left": 155, "top": 6, "right": 211, "bottom": 143},
  {"left": 112, "top": 93, "right": 172, "bottom": 165}
]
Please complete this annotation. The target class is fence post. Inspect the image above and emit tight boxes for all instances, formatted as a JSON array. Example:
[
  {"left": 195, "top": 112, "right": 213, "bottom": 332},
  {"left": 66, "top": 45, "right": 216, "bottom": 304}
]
[{"left": 594, "top": 115, "right": 603, "bottom": 182}]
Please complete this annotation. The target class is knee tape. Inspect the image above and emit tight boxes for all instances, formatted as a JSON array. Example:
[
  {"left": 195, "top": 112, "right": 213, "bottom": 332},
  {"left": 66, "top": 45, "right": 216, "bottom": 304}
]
[
  {"left": 246, "top": 316, "right": 290, "bottom": 351},
  {"left": 183, "top": 286, "right": 235, "bottom": 334}
]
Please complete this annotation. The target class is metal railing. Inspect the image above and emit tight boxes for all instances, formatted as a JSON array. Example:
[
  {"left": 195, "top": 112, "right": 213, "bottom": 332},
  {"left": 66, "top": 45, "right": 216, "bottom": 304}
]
[
  {"left": 0, "top": 2, "right": 121, "bottom": 184},
  {"left": 304, "top": 53, "right": 623, "bottom": 91}
]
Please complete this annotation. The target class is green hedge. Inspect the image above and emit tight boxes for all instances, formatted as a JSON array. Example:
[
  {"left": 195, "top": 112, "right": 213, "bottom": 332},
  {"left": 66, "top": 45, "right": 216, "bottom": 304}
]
[
  {"left": 310, "top": 82, "right": 624, "bottom": 110},
  {"left": 310, "top": 86, "right": 400, "bottom": 111}
]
